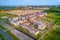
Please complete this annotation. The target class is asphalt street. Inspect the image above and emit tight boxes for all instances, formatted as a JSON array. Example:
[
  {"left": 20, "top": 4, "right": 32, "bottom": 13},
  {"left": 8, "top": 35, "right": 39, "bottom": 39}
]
[
  {"left": 0, "top": 29, "right": 12, "bottom": 40},
  {"left": 0, "top": 20, "right": 34, "bottom": 40}
]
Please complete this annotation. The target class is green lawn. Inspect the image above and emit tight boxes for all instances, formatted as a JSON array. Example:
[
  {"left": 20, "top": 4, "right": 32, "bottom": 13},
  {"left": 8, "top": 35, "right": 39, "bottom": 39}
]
[
  {"left": 0, "top": 25, "right": 6, "bottom": 30},
  {"left": 42, "top": 29, "right": 60, "bottom": 40},
  {"left": 39, "top": 6, "right": 60, "bottom": 40},
  {"left": 0, "top": 13, "right": 17, "bottom": 18},
  {"left": 0, "top": 34, "right": 6, "bottom": 40},
  {"left": 5, "top": 21, "right": 15, "bottom": 28},
  {"left": 17, "top": 26, "right": 31, "bottom": 36},
  {"left": 48, "top": 13, "right": 60, "bottom": 19},
  {"left": 6, "top": 30, "right": 20, "bottom": 40},
  {"left": 40, "top": 21, "right": 60, "bottom": 40},
  {"left": 0, "top": 18, "right": 8, "bottom": 21},
  {"left": 38, "top": 13, "right": 60, "bottom": 40}
]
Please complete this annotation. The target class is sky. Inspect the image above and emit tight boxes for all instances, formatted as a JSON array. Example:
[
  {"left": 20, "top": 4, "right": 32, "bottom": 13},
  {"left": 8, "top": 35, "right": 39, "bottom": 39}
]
[{"left": 0, "top": 0, "right": 60, "bottom": 6}]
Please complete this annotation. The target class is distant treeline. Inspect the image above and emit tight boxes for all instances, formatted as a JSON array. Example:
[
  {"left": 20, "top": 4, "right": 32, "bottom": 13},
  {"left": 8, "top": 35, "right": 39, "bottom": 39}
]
[
  {"left": 44, "top": 6, "right": 60, "bottom": 13},
  {"left": 0, "top": 6, "right": 50, "bottom": 10},
  {"left": 0, "top": 6, "right": 60, "bottom": 11}
]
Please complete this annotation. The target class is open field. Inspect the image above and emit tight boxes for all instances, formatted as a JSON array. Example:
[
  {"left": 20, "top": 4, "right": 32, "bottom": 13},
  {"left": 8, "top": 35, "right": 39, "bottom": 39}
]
[
  {"left": 0, "top": 13, "right": 17, "bottom": 18},
  {"left": 40, "top": 21, "right": 60, "bottom": 40},
  {"left": 0, "top": 25, "right": 6, "bottom": 30},
  {"left": 39, "top": 6, "right": 60, "bottom": 40},
  {"left": 0, "top": 34, "right": 6, "bottom": 40},
  {"left": 6, "top": 30, "right": 20, "bottom": 40}
]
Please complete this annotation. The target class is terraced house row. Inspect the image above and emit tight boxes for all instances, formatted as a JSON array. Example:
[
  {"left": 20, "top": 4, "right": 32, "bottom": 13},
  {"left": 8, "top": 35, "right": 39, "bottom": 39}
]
[{"left": 9, "top": 11, "right": 48, "bottom": 35}]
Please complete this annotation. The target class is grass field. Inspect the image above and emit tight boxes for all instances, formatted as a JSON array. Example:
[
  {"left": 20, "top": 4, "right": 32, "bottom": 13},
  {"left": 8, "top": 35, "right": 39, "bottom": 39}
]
[
  {"left": 0, "top": 13, "right": 17, "bottom": 18},
  {"left": 38, "top": 12, "right": 60, "bottom": 40},
  {"left": 0, "top": 25, "right": 6, "bottom": 30},
  {"left": 5, "top": 21, "right": 15, "bottom": 28},
  {"left": 0, "top": 34, "right": 6, "bottom": 40},
  {"left": 40, "top": 20, "right": 60, "bottom": 40},
  {"left": 6, "top": 30, "right": 20, "bottom": 40},
  {"left": 41, "top": 28, "right": 60, "bottom": 40}
]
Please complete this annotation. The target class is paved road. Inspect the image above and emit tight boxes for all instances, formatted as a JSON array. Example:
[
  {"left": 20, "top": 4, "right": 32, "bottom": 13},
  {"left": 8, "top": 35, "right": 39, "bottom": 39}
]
[
  {"left": 0, "top": 29, "right": 12, "bottom": 40},
  {"left": 15, "top": 28, "right": 36, "bottom": 40},
  {"left": 0, "top": 20, "right": 34, "bottom": 40},
  {"left": 0, "top": 21, "right": 10, "bottom": 28},
  {"left": 9, "top": 28, "right": 34, "bottom": 40}
]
